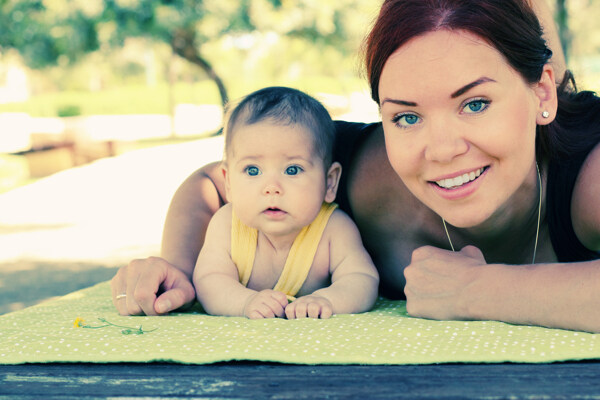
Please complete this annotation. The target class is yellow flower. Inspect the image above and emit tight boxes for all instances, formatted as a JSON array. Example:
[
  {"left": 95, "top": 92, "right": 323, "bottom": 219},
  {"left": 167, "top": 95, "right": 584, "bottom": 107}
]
[{"left": 71, "top": 316, "right": 156, "bottom": 334}]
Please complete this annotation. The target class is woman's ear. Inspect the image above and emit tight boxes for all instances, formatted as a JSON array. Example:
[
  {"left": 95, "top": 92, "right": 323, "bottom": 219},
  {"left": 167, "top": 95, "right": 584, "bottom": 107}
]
[
  {"left": 324, "top": 162, "right": 342, "bottom": 203},
  {"left": 534, "top": 64, "right": 558, "bottom": 125},
  {"left": 222, "top": 165, "right": 231, "bottom": 203}
]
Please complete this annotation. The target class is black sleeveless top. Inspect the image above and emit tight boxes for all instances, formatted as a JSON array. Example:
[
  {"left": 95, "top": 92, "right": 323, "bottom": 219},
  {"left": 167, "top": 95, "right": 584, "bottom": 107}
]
[
  {"left": 547, "top": 151, "right": 600, "bottom": 261},
  {"left": 333, "top": 120, "right": 600, "bottom": 263}
]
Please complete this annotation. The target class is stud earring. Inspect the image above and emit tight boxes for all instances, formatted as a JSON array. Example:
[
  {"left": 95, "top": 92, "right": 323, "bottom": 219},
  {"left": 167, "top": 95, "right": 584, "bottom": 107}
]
[{"left": 541, "top": 111, "right": 550, "bottom": 118}]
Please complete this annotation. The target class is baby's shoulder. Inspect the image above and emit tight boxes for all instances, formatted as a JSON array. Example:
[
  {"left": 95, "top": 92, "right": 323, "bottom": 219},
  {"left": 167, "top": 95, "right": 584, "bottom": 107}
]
[
  {"left": 212, "top": 203, "right": 233, "bottom": 221},
  {"left": 328, "top": 207, "right": 352, "bottom": 223},
  {"left": 206, "top": 203, "right": 233, "bottom": 238},
  {"left": 324, "top": 208, "right": 360, "bottom": 238}
]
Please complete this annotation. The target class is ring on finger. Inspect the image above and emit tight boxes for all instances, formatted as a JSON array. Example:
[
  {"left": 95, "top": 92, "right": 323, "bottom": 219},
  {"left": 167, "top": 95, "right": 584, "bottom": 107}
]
[{"left": 115, "top": 293, "right": 127, "bottom": 300}]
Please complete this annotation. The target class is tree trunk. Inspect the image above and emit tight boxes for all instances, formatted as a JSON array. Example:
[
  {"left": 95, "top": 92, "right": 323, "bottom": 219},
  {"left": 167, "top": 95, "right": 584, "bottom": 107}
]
[
  {"left": 167, "top": 49, "right": 176, "bottom": 137},
  {"left": 170, "top": 30, "right": 229, "bottom": 108},
  {"left": 555, "top": 0, "right": 570, "bottom": 64}
]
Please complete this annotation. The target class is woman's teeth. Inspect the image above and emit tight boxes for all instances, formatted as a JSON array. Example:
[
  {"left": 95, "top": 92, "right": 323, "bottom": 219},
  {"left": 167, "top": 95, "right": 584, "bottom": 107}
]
[{"left": 436, "top": 167, "right": 485, "bottom": 189}]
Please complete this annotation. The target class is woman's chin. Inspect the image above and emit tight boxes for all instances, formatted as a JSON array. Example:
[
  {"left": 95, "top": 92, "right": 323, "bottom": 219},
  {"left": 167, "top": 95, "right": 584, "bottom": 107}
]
[{"left": 436, "top": 212, "right": 493, "bottom": 229}]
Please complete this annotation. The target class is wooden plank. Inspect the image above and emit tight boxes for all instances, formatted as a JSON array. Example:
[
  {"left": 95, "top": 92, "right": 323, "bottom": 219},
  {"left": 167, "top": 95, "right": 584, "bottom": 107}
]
[{"left": 2, "top": 362, "right": 600, "bottom": 399}]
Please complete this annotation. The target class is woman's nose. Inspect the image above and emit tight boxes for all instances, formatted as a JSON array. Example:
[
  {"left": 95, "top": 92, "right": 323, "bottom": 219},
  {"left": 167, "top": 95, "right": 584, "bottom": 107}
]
[{"left": 424, "top": 120, "right": 469, "bottom": 163}]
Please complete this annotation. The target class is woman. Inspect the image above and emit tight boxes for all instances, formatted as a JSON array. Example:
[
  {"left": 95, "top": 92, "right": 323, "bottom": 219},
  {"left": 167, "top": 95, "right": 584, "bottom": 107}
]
[{"left": 111, "top": 0, "right": 600, "bottom": 332}]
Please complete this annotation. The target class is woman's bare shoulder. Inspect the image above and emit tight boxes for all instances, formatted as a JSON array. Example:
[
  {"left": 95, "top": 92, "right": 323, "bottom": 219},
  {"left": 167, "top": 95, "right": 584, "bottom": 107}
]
[
  {"left": 572, "top": 142, "right": 600, "bottom": 251},
  {"left": 347, "top": 125, "right": 431, "bottom": 230},
  {"left": 173, "top": 161, "right": 226, "bottom": 214},
  {"left": 183, "top": 161, "right": 225, "bottom": 192}
]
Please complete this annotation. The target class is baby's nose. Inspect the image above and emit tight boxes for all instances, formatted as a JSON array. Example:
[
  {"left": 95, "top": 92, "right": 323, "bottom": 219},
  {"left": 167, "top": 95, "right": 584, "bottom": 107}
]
[{"left": 263, "top": 182, "right": 282, "bottom": 195}]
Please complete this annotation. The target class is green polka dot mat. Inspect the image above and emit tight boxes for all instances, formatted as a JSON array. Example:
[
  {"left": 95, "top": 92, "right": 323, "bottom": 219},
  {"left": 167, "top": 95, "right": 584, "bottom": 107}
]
[{"left": 2, "top": 281, "right": 600, "bottom": 365}]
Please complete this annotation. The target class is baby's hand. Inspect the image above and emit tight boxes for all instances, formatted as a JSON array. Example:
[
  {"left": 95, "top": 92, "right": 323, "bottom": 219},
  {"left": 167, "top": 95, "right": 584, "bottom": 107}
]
[
  {"left": 285, "top": 295, "right": 333, "bottom": 319},
  {"left": 243, "top": 290, "right": 288, "bottom": 319}
]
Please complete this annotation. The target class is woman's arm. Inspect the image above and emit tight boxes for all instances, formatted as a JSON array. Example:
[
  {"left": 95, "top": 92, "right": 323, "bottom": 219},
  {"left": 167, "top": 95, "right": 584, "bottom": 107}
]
[
  {"left": 471, "top": 259, "right": 600, "bottom": 332},
  {"left": 111, "top": 161, "right": 226, "bottom": 316},
  {"left": 404, "top": 246, "right": 600, "bottom": 332},
  {"left": 571, "top": 143, "right": 600, "bottom": 251},
  {"left": 161, "top": 161, "right": 227, "bottom": 278}
]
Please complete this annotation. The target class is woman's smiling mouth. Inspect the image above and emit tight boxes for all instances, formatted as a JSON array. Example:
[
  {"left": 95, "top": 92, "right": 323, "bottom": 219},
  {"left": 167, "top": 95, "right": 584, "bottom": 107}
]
[{"left": 434, "top": 167, "right": 487, "bottom": 189}]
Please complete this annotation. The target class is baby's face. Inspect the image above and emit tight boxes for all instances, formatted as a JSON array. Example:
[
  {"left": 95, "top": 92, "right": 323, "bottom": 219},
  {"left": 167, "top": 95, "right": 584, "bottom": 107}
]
[{"left": 225, "top": 121, "right": 328, "bottom": 239}]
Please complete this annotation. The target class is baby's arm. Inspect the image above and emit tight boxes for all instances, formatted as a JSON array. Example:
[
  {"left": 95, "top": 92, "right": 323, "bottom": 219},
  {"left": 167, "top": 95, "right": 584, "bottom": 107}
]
[
  {"left": 193, "top": 204, "right": 288, "bottom": 318},
  {"left": 285, "top": 210, "right": 379, "bottom": 319}
]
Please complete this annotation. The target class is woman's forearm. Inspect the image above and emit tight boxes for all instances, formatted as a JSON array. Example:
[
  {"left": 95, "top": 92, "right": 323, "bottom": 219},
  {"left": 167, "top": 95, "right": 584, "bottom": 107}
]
[
  {"left": 463, "top": 260, "right": 600, "bottom": 332},
  {"left": 160, "top": 162, "right": 226, "bottom": 279}
]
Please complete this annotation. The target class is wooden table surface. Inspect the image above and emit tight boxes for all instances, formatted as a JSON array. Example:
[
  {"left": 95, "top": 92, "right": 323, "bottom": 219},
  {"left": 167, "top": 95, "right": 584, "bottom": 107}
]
[{"left": 2, "top": 361, "right": 600, "bottom": 399}]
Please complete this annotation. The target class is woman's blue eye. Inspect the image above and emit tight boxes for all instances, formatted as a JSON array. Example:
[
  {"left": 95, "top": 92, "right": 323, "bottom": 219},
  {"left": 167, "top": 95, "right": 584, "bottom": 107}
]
[
  {"left": 285, "top": 165, "right": 303, "bottom": 175},
  {"left": 392, "top": 113, "right": 421, "bottom": 128},
  {"left": 245, "top": 166, "right": 260, "bottom": 176},
  {"left": 463, "top": 99, "right": 490, "bottom": 114}
]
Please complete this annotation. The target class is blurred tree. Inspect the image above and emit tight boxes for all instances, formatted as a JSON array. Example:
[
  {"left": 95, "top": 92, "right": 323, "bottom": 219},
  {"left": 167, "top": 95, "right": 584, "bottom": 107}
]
[
  {"left": 555, "top": 0, "right": 571, "bottom": 64},
  {"left": 0, "top": 0, "right": 99, "bottom": 68},
  {"left": 0, "top": 0, "right": 377, "bottom": 107}
]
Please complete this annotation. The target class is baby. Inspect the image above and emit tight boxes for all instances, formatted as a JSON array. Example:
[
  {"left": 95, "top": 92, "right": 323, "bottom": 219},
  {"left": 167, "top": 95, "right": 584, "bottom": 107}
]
[{"left": 193, "top": 86, "right": 379, "bottom": 319}]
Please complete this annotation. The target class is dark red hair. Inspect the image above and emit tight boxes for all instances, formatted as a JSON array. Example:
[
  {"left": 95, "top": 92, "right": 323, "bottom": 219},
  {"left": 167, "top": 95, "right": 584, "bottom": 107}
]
[{"left": 364, "top": 0, "right": 552, "bottom": 105}]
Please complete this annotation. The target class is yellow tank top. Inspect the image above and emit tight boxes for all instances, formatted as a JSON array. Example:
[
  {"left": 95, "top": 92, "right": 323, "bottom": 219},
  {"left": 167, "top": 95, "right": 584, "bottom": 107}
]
[{"left": 231, "top": 202, "right": 337, "bottom": 301}]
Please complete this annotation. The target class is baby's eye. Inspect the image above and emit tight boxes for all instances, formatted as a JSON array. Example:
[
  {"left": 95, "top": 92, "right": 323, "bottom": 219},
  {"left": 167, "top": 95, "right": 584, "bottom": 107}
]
[
  {"left": 462, "top": 99, "right": 490, "bottom": 114},
  {"left": 244, "top": 166, "right": 261, "bottom": 176},
  {"left": 285, "top": 165, "right": 303, "bottom": 175},
  {"left": 391, "top": 113, "right": 421, "bottom": 129}
]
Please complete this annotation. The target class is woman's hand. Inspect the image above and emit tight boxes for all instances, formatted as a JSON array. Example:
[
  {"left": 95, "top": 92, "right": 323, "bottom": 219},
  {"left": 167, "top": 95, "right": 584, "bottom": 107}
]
[
  {"left": 111, "top": 256, "right": 196, "bottom": 316},
  {"left": 403, "top": 245, "right": 486, "bottom": 320},
  {"left": 286, "top": 295, "right": 334, "bottom": 319}
]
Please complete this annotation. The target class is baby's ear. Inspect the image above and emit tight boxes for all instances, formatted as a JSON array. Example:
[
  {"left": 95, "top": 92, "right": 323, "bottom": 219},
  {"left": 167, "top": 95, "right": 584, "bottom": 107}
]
[
  {"left": 222, "top": 165, "right": 232, "bottom": 203},
  {"left": 324, "top": 162, "right": 342, "bottom": 203}
]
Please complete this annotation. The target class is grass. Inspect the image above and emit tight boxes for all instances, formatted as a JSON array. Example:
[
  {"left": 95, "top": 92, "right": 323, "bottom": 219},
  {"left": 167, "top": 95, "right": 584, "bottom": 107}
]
[
  {"left": 0, "top": 81, "right": 222, "bottom": 117},
  {"left": 0, "top": 76, "right": 366, "bottom": 117}
]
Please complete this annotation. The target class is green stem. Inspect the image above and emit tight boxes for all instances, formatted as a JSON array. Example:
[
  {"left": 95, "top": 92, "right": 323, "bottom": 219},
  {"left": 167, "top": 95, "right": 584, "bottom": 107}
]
[{"left": 96, "top": 318, "right": 157, "bottom": 333}]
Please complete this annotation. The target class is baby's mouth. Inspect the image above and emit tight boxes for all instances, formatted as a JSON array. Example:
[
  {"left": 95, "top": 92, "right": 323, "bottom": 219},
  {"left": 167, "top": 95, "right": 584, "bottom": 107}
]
[
  {"left": 433, "top": 167, "right": 488, "bottom": 189},
  {"left": 263, "top": 207, "right": 286, "bottom": 215}
]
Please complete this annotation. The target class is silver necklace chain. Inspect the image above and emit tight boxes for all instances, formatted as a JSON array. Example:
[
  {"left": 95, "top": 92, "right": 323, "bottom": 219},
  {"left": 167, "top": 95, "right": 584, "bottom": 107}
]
[{"left": 442, "top": 163, "right": 542, "bottom": 264}]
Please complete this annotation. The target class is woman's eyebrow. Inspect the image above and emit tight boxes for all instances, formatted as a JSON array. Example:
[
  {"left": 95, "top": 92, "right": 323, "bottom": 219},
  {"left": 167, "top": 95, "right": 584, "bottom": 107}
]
[
  {"left": 450, "top": 77, "right": 496, "bottom": 98},
  {"left": 380, "top": 98, "right": 418, "bottom": 107},
  {"left": 381, "top": 77, "right": 496, "bottom": 107}
]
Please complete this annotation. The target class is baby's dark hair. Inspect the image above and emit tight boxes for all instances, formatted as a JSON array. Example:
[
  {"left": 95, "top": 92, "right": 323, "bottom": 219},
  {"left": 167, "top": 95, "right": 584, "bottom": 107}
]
[{"left": 223, "top": 86, "right": 335, "bottom": 166}]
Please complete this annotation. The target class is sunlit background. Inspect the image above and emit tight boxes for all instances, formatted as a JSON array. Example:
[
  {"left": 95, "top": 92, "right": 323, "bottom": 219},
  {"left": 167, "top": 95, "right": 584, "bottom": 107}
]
[{"left": 0, "top": 0, "right": 598, "bottom": 313}]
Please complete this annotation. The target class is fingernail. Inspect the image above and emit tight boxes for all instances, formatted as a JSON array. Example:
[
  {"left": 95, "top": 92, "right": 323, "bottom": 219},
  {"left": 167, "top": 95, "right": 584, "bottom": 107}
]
[{"left": 156, "top": 300, "right": 171, "bottom": 314}]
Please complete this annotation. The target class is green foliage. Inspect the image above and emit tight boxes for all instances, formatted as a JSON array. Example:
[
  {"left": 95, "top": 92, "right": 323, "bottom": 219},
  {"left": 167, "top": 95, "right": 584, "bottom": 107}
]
[
  {"left": 0, "top": 74, "right": 366, "bottom": 117},
  {"left": 56, "top": 105, "right": 81, "bottom": 117},
  {"left": 0, "top": 0, "right": 380, "bottom": 108},
  {"left": 0, "top": 0, "right": 99, "bottom": 68},
  {"left": 0, "top": 81, "right": 218, "bottom": 116}
]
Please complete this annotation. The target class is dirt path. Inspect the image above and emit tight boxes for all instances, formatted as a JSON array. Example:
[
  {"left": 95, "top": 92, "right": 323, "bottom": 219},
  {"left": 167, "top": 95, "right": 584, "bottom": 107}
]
[
  {"left": 0, "top": 261, "right": 120, "bottom": 314},
  {"left": 0, "top": 136, "right": 224, "bottom": 315}
]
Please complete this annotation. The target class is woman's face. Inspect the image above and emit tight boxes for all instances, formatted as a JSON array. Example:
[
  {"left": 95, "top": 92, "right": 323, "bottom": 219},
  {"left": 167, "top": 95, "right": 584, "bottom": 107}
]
[{"left": 378, "top": 30, "right": 541, "bottom": 228}]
